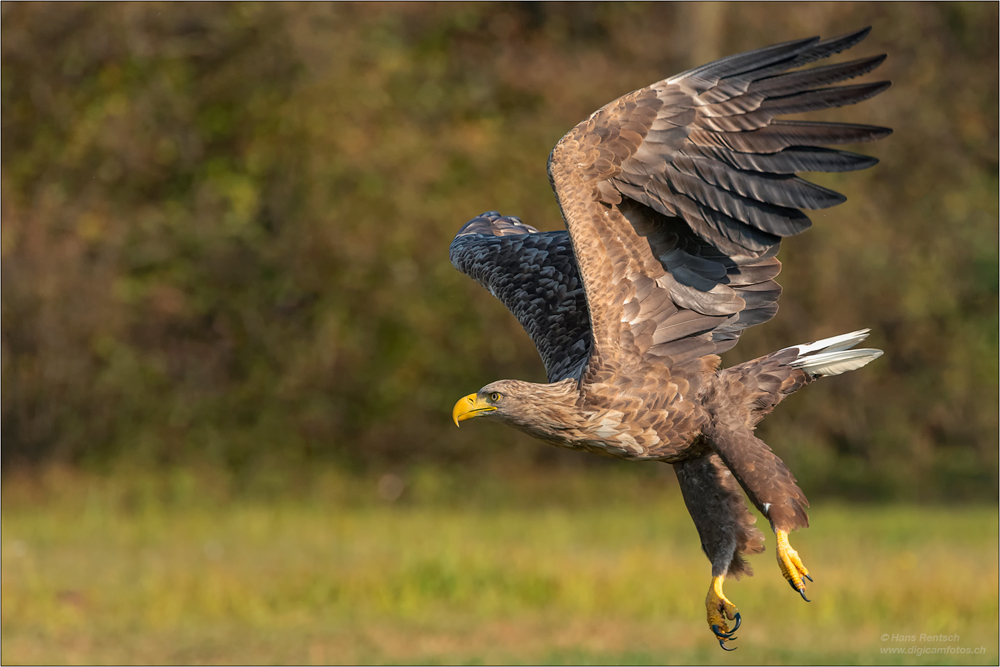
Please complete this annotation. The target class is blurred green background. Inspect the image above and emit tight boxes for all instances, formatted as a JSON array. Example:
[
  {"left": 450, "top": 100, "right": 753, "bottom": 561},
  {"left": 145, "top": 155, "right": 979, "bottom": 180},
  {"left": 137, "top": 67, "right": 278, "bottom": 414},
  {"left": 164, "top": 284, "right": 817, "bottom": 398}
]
[
  {"left": 2, "top": 2, "right": 998, "bottom": 497},
  {"left": 1, "top": 2, "right": 998, "bottom": 664}
]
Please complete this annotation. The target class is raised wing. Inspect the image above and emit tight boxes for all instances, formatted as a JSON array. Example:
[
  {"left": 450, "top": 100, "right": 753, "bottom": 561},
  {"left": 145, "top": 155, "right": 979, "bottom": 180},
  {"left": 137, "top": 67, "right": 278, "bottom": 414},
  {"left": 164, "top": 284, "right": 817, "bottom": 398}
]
[
  {"left": 547, "top": 27, "right": 891, "bottom": 371},
  {"left": 450, "top": 212, "right": 591, "bottom": 382}
]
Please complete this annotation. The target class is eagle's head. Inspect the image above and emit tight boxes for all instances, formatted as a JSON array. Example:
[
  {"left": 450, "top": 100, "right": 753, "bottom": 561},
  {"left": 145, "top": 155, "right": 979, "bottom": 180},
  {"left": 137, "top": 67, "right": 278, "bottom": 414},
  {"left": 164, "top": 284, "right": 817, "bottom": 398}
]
[
  {"left": 451, "top": 379, "right": 531, "bottom": 427},
  {"left": 451, "top": 378, "right": 581, "bottom": 443}
]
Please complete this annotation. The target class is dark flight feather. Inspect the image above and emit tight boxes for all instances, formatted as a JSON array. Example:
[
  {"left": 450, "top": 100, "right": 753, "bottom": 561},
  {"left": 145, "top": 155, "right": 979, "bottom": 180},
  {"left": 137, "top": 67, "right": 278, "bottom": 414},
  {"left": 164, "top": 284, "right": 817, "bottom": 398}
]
[{"left": 450, "top": 212, "right": 591, "bottom": 382}]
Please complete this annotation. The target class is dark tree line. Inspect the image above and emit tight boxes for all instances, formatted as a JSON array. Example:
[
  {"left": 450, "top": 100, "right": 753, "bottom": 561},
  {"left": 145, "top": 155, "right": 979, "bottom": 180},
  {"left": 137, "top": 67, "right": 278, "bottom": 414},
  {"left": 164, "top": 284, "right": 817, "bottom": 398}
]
[{"left": 2, "top": 3, "right": 997, "bottom": 500}]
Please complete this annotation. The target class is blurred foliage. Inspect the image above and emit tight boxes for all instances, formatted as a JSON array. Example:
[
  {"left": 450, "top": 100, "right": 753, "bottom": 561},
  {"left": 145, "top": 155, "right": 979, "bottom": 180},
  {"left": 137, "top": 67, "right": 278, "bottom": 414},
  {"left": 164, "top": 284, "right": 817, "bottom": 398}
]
[{"left": 1, "top": 3, "right": 997, "bottom": 499}]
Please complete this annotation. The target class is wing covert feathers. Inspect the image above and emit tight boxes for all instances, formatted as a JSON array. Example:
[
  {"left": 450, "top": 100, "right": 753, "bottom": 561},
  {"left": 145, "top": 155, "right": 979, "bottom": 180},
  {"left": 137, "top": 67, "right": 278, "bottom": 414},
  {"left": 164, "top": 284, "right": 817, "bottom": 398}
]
[
  {"left": 450, "top": 212, "right": 592, "bottom": 382},
  {"left": 546, "top": 27, "right": 889, "bottom": 366}
]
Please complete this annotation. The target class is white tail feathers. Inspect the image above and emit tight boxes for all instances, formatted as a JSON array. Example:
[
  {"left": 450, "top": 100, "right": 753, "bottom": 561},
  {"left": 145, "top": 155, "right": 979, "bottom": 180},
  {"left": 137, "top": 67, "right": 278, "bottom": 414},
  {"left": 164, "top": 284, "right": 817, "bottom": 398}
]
[
  {"left": 786, "top": 328, "right": 884, "bottom": 377},
  {"left": 791, "top": 348, "right": 884, "bottom": 377}
]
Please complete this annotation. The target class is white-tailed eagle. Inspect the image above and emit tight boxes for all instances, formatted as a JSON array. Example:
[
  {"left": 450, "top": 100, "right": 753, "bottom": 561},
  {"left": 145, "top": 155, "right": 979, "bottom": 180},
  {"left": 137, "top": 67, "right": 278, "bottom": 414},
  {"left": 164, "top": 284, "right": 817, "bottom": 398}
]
[{"left": 450, "top": 28, "right": 890, "bottom": 649}]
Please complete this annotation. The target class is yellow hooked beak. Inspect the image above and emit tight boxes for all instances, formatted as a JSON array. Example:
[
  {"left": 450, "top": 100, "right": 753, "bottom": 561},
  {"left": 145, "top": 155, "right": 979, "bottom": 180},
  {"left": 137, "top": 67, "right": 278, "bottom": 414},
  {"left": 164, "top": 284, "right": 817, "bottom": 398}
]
[{"left": 452, "top": 393, "right": 497, "bottom": 426}]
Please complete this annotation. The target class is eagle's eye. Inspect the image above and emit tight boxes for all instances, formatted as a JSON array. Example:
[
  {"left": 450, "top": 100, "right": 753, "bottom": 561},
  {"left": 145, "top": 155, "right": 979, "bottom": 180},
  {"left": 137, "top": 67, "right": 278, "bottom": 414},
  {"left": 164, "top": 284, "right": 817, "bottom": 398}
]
[{"left": 490, "top": 392, "right": 501, "bottom": 402}]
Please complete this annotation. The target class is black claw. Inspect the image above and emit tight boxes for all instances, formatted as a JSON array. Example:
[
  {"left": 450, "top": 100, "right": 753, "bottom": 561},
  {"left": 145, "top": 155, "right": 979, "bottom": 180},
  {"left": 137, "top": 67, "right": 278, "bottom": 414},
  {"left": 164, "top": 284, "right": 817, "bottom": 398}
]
[
  {"left": 712, "top": 616, "right": 740, "bottom": 649},
  {"left": 787, "top": 578, "right": 810, "bottom": 601},
  {"left": 711, "top": 612, "right": 743, "bottom": 639},
  {"left": 803, "top": 574, "right": 814, "bottom": 583},
  {"left": 711, "top": 612, "right": 743, "bottom": 649},
  {"left": 712, "top": 624, "right": 732, "bottom": 639},
  {"left": 717, "top": 638, "right": 738, "bottom": 651}
]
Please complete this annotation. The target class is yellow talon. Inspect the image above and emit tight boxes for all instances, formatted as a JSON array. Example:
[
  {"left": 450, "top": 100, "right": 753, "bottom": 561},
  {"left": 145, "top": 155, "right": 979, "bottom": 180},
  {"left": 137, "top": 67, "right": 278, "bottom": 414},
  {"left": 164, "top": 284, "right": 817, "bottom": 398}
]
[
  {"left": 776, "top": 529, "right": 812, "bottom": 601},
  {"left": 706, "top": 575, "right": 741, "bottom": 650}
]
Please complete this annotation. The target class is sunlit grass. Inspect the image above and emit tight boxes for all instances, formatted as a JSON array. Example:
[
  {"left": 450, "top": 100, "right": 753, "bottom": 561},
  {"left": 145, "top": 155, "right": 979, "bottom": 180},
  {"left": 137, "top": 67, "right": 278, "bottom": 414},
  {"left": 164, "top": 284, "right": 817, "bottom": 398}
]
[{"left": 2, "top": 466, "right": 997, "bottom": 664}]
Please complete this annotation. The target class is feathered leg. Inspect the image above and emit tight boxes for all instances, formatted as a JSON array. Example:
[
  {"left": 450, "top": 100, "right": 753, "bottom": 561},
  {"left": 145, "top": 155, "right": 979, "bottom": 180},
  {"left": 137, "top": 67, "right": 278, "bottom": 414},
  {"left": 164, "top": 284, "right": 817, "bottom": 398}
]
[
  {"left": 703, "top": 422, "right": 813, "bottom": 601},
  {"left": 703, "top": 330, "right": 883, "bottom": 604},
  {"left": 673, "top": 452, "right": 765, "bottom": 650}
]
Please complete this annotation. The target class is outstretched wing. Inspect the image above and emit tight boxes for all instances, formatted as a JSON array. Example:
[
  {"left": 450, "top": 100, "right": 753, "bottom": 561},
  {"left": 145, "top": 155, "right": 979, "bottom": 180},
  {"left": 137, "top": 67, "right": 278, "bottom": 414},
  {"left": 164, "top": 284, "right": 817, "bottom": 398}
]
[
  {"left": 547, "top": 27, "right": 891, "bottom": 372},
  {"left": 450, "top": 212, "right": 591, "bottom": 382}
]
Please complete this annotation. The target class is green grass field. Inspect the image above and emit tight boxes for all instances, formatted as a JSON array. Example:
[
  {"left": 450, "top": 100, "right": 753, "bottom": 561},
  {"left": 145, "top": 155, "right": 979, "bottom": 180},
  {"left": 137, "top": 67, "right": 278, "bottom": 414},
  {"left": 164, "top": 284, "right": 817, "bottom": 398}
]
[{"left": 2, "top": 466, "right": 997, "bottom": 665}]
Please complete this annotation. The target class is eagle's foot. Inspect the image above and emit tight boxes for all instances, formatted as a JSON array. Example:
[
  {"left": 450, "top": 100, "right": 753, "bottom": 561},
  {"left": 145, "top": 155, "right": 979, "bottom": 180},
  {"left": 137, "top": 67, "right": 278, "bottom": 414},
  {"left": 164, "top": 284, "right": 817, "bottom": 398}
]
[
  {"left": 776, "top": 529, "right": 811, "bottom": 602},
  {"left": 706, "top": 575, "right": 741, "bottom": 650}
]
